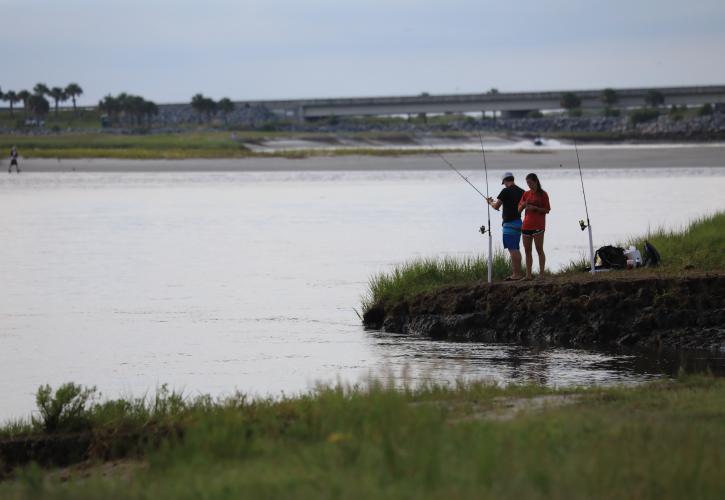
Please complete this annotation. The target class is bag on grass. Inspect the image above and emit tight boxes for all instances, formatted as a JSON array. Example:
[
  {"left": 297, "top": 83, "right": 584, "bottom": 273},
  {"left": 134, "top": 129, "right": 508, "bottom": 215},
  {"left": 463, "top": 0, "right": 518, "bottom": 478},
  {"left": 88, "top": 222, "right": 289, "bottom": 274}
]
[
  {"left": 595, "top": 245, "right": 627, "bottom": 269},
  {"left": 642, "top": 240, "right": 661, "bottom": 267}
]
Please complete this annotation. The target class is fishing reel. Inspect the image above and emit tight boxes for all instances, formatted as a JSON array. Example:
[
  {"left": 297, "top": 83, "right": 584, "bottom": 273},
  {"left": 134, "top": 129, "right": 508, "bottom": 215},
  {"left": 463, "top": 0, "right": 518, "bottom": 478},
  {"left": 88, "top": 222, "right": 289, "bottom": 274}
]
[
  {"left": 579, "top": 219, "right": 588, "bottom": 231},
  {"left": 479, "top": 225, "right": 488, "bottom": 235}
]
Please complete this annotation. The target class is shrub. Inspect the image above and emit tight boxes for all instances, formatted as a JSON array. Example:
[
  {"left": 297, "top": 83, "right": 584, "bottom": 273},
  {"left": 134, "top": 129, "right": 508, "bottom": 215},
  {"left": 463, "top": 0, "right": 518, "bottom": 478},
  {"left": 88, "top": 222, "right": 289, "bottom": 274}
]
[
  {"left": 603, "top": 107, "right": 620, "bottom": 117},
  {"left": 644, "top": 90, "right": 665, "bottom": 107},
  {"left": 601, "top": 88, "right": 618, "bottom": 106},
  {"left": 527, "top": 110, "right": 543, "bottom": 119},
  {"left": 560, "top": 92, "right": 581, "bottom": 110},
  {"left": 699, "top": 103, "right": 713, "bottom": 116},
  {"left": 32, "top": 383, "right": 97, "bottom": 433},
  {"left": 629, "top": 108, "right": 660, "bottom": 125}
]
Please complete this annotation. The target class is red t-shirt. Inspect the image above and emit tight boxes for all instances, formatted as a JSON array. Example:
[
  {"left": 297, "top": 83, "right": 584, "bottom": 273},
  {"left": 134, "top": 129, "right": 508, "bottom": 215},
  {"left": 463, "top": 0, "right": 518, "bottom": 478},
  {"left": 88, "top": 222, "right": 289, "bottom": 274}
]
[{"left": 519, "top": 190, "right": 551, "bottom": 230}]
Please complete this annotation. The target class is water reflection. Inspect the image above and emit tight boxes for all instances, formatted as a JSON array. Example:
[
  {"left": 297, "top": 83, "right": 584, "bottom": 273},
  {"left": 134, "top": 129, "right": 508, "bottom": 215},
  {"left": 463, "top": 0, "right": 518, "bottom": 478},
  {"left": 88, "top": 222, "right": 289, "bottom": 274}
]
[{"left": 367, "top": 332, "right": 725, "bottom": 388}]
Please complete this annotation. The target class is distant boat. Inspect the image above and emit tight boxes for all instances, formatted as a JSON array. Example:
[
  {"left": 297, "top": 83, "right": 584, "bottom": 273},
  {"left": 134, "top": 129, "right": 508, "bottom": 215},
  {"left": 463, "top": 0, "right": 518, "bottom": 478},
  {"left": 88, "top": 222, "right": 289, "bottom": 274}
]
[{"left": 533, "top": 137, "right": 544, "bottom": 146}]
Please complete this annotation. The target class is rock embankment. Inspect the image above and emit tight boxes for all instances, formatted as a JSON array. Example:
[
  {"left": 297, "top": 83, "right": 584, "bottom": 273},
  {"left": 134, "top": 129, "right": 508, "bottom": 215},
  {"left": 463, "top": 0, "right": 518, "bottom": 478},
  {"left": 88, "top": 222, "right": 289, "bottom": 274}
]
[{"left": 362, "top": 274, "right": 725, "bottom": 352}]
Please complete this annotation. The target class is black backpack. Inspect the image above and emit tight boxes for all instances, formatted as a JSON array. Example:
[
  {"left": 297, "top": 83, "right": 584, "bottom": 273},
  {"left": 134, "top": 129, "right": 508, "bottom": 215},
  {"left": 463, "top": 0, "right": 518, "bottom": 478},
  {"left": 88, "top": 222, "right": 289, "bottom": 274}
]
[
  {"left": 643, "top": 240, "right": 661, "bottom": 267},
  {"left": 595, "top": 245, "right": 627, "bottom": 269}
]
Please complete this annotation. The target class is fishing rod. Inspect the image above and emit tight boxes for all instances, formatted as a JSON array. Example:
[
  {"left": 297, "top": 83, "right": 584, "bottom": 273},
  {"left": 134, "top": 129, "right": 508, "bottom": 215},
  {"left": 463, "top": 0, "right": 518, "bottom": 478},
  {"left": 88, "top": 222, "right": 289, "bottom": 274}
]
[
  {"left": 436, "top": 152, "right": 489, "bottom": 200},
  {"left": 478, "top": 132, "right": 493, "bottom": 284},
  {"left": 574, "top": 140, "right": 596, "bottom": 274}
]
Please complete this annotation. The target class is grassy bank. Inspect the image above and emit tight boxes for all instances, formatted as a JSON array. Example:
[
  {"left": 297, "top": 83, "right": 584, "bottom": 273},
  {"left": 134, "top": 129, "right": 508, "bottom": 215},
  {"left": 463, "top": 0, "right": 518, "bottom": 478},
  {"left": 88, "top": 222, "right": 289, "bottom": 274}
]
[
  {"left": 561, "top": 211, "right": 725, "bottom": 274},
  {"left": 363, "top": 212, "right": 725, "bottom": 309},
  {"left": 0, "top": 131, "right": 471, "bottom": 160},
  {"left": 0, "top": 132, "right": 252, "bottom": 159},
  {"left": 1, "top": 376, "right": 724, "bottom": 498},
  {"left": 363, "top": 253, "right": 513, "bottom": 311}
]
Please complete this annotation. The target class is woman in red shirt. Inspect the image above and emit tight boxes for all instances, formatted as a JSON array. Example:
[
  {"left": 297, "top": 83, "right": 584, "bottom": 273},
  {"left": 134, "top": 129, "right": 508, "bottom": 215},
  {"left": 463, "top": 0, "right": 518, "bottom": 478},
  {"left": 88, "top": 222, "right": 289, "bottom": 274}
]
[{"left": 518, "top": 173, "right": 551, "bottom": 280}]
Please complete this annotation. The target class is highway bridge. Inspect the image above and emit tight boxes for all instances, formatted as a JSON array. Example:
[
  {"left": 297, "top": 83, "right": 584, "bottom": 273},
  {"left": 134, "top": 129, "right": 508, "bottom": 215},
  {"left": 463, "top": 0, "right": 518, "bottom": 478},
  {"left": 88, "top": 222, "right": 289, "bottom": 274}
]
[{"left": 240, "top": 85, "right": 725, "bottom": 120}]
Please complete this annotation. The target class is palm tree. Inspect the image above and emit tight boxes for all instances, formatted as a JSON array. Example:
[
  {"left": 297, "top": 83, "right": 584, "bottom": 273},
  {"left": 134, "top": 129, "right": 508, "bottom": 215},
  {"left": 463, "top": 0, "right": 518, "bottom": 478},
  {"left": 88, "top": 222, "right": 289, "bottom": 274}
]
[
  {"left": 217, "top": 98, "right": 235, "bottom": 124},
  {"left": 191, "top": 93, "right": 217, "bottom": 123},
  {"left": 141, "top": 100, "right": 159, "bottom": 125},
  {"left": 191, "top": 93, "right": 207, "bottom": 123},
  {"left": 644, "top": 90, "right": 665, "bottom": 108},
  {"left": 33, "top": 83, "right": 50, "bottom": 97},
  {"left": 98, "top": 94, "right": 121, "bottom": 125},
  {"left": 48, "top": 87, "right": 66, "bottom": 116},
  {"left": 27, "top": 94, "right": 50, "bottom": 119},
  {"left": 4, "top": 90, "right": 20, "bottom": 116},
  {"left": 17, "top": 90, "right": 30, "bottom": 117},
  {"left": 65, "top": 83, "right": 83, "bottom": 114},
  {"left": 601, "top": 88, "right": 618, "bottom": 106},
  {"left": 560, "top": 92, "right": 581, "bottom": 110}
]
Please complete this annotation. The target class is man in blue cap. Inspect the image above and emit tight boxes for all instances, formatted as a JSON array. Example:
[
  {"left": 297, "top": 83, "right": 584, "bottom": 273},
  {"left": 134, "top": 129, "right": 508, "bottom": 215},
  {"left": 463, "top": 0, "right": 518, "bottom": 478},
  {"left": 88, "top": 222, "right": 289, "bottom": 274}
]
[{"left": 487, "top": 172, "right": 524, "bottom": 280}]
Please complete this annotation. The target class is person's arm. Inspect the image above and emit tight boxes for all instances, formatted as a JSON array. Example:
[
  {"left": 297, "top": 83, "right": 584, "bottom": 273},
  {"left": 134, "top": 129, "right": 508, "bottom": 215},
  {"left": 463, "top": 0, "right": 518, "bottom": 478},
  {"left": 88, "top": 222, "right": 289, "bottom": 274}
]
[
  {"left": 518, "top": 192, "right": 528, "bottom": 213},
  {"left": 542, "top": 192, "right": 551, "bottom": 214},
  {"left": 488, "top": 198, "right": 503, "bottom": 210},
  {"left": 523, "top": 193, "right": 551, "bottom": 214}
]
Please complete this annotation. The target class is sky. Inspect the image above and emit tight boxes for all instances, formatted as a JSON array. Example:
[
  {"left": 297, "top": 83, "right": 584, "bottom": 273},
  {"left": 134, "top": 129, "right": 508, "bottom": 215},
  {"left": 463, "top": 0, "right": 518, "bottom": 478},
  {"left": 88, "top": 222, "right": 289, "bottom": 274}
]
[{"left": 2, "top": 0, "right": 724, "bottom": 105}]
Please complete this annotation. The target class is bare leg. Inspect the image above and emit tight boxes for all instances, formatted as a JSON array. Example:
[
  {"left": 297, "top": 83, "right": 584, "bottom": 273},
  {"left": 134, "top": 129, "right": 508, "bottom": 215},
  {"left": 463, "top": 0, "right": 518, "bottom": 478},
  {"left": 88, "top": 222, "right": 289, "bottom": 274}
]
[
  {"left": 534, "top": 232, "right": 546, "bottom": 277},
  {"left": 522, "top": 235, "right": 533, "bottom": 279},
  {"left": 509, "top": 249, "right": 523, "bottom": 278}
]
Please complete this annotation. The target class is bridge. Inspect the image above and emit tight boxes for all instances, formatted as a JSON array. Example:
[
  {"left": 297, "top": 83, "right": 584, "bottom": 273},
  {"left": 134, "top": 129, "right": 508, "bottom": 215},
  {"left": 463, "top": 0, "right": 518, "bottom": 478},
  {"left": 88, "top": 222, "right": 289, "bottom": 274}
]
[{"left": 240, "top": 85, "right": 725, "bottom": 120}]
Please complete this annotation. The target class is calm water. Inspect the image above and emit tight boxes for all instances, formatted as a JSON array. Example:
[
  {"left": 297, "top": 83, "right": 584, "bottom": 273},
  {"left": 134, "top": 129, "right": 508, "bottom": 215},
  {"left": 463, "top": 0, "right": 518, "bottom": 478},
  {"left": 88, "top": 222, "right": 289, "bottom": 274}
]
[{"left": 1, "top": 165, "right": 724, "bottom": 420}]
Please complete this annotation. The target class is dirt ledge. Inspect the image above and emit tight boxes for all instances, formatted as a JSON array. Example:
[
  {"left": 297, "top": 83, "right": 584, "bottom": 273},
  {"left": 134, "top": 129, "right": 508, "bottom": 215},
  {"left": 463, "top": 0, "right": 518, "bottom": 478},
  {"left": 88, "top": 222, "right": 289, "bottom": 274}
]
[{"left": 362, "top": 273, "right": 725, "bottom": 351}]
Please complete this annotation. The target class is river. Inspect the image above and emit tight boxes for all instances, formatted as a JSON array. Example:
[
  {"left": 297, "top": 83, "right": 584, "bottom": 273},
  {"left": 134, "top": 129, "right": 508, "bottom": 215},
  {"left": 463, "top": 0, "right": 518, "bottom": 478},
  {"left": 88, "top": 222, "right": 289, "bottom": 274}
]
[{"left": 1, "top": 156, "right": 724, "bottom": 421}]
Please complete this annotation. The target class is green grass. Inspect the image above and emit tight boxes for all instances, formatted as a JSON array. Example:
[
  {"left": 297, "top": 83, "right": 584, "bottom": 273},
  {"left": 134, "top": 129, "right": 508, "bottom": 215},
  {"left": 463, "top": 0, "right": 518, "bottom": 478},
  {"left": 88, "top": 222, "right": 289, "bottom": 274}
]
[
  {"left": 0, "top": 132, "right": 252, "bottom": 159},
  {"left": 363, "top": 253, "right": 512, "bottom": 310},
  {"left": 1, "top": 376, "right": 724, "bottom": 498},
  {"left": 0, "top": 130, "right": 472, "bottom": 159},
  {"left": 365, "top": 212, "right": 725, "bottom": 310},
  {"left": 561, "top": 212, "right": 725, "bottom": 274},
  {"left": 0, "top": 109, "right": 103, "bottom": 131}
]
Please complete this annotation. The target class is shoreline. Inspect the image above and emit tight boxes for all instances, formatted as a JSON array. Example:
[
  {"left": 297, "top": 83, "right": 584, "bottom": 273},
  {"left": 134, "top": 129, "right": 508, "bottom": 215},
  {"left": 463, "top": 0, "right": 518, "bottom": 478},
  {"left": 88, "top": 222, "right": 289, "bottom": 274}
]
[
  {"left": 7, "top": 144, "right": 725, "bottom": 172},
  {"left": 362, "top": 272, "right": 725, "bottom": 352}
]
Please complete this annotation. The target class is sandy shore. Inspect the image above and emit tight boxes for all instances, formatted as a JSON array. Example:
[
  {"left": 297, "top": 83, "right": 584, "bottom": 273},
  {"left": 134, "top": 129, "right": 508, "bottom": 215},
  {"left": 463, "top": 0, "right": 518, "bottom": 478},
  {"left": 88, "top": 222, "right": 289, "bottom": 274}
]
[{"left": 7, "top": 145, "right": 725, "bottom": 172}]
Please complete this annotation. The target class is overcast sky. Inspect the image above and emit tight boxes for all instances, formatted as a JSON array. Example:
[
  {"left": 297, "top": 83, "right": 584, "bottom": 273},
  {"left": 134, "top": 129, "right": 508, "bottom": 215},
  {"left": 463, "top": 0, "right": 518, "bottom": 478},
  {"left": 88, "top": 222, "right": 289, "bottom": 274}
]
[{"left": 2, "top": 0, "right": 724, "bottom": 105}]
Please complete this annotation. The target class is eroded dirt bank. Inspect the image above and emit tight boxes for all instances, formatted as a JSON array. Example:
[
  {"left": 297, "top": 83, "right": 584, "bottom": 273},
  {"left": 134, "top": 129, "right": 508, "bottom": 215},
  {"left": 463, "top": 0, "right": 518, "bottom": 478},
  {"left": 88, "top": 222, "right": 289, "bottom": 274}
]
[{"left": 362, "top": 273, "right": 725, "bottom": 351}]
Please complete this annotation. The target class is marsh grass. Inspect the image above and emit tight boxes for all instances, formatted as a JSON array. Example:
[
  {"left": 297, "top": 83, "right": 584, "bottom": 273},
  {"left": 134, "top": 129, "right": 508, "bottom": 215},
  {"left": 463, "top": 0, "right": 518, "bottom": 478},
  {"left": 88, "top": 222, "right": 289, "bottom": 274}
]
[
  {"left": 0, "top": 132, "right": 252, "bottom": 159},
  {"left": 625, "top": 211, "right": 725, "bottom": 270},
  {"left": 560, "top": 212, "right": 725, "bottom": 274},
  {"left": 363, "top": 252, "right": 512, "bottom": 310},
  {"left": 365, "top": 212, "right": 725, "bottom": 310},
  {"left": 0, "top": 131, "right": 471, "bottom": 159},
  {"left": 1, "top": 376, "right": 724, "bottom": 499}
]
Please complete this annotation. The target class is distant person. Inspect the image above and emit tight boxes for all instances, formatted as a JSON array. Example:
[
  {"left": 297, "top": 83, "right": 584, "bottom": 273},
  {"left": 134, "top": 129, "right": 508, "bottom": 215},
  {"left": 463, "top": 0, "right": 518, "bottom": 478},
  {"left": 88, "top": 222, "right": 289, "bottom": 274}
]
[
  {"left": 487, "top": 171, "right": 525, "bottom": 280},
  {"left": 518, "top": 173, "right": 551, "bottom": 280},
  {"left": 9, "top": 146, "right": 20, "bottom": 173}
]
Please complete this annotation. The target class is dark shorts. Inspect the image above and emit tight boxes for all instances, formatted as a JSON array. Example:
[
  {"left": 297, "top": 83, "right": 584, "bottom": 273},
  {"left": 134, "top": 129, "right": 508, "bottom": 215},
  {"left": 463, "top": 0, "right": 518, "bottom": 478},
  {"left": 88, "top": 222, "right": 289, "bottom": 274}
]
[
  {"left": 10, "top": 158, "right": 17, "bottom": 166},
  {"left": 522, "top": 229, "right": 545, "bottom": 237},
  {"left": 502, "top": 220, "right": 522, "bottom": 250}
]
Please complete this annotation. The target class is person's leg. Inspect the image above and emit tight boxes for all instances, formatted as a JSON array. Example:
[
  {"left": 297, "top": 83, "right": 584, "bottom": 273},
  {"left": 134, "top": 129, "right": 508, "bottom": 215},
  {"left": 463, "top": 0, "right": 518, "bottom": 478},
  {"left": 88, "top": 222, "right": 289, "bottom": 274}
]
[
  {"left": 509, "top": 249, "right": 522, "bottom": 278},
  {"left": 533, "top": 232, "right": 546, "bottom": 277},
  {"left": 522, "top": 235, "right": 533, "bottom": 279}
]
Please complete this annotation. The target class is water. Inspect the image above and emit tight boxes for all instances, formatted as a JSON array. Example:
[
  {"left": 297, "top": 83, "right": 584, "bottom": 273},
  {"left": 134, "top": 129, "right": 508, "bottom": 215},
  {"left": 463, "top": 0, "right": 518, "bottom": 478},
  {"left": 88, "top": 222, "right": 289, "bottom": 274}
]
[{"left": 1, "top": 165, "right": 724, "bottom": 421}]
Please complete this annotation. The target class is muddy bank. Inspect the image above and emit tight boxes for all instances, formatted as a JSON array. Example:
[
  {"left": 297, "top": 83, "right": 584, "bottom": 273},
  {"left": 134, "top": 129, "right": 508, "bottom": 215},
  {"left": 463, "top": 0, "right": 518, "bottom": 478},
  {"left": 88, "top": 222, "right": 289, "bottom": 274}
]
[{"left": 363, "top": 273, "right": 725, "bottom": 352}]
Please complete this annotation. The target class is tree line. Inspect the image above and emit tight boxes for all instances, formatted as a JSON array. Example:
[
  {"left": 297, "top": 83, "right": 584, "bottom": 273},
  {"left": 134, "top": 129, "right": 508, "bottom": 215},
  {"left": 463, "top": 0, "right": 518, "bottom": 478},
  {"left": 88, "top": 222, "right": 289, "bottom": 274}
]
[
  {"left": 559, "top": 88, "right": 667, "bottom": 113},
  {"left": 98, "top": 93, "right": 159, "bottom": 126},
  {"left": 0, "top": 83, "right": 83, "bottom": 118},
  {"left": 191, "top": 94, "right": 236, "bottom": 123}
]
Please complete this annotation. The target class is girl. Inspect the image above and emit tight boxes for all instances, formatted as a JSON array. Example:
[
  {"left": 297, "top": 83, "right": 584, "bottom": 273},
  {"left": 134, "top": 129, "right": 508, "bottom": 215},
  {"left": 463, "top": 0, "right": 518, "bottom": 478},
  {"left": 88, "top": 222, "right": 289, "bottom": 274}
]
[{"left": 518, "top": 173, "right": 550, "bottom": 280}]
